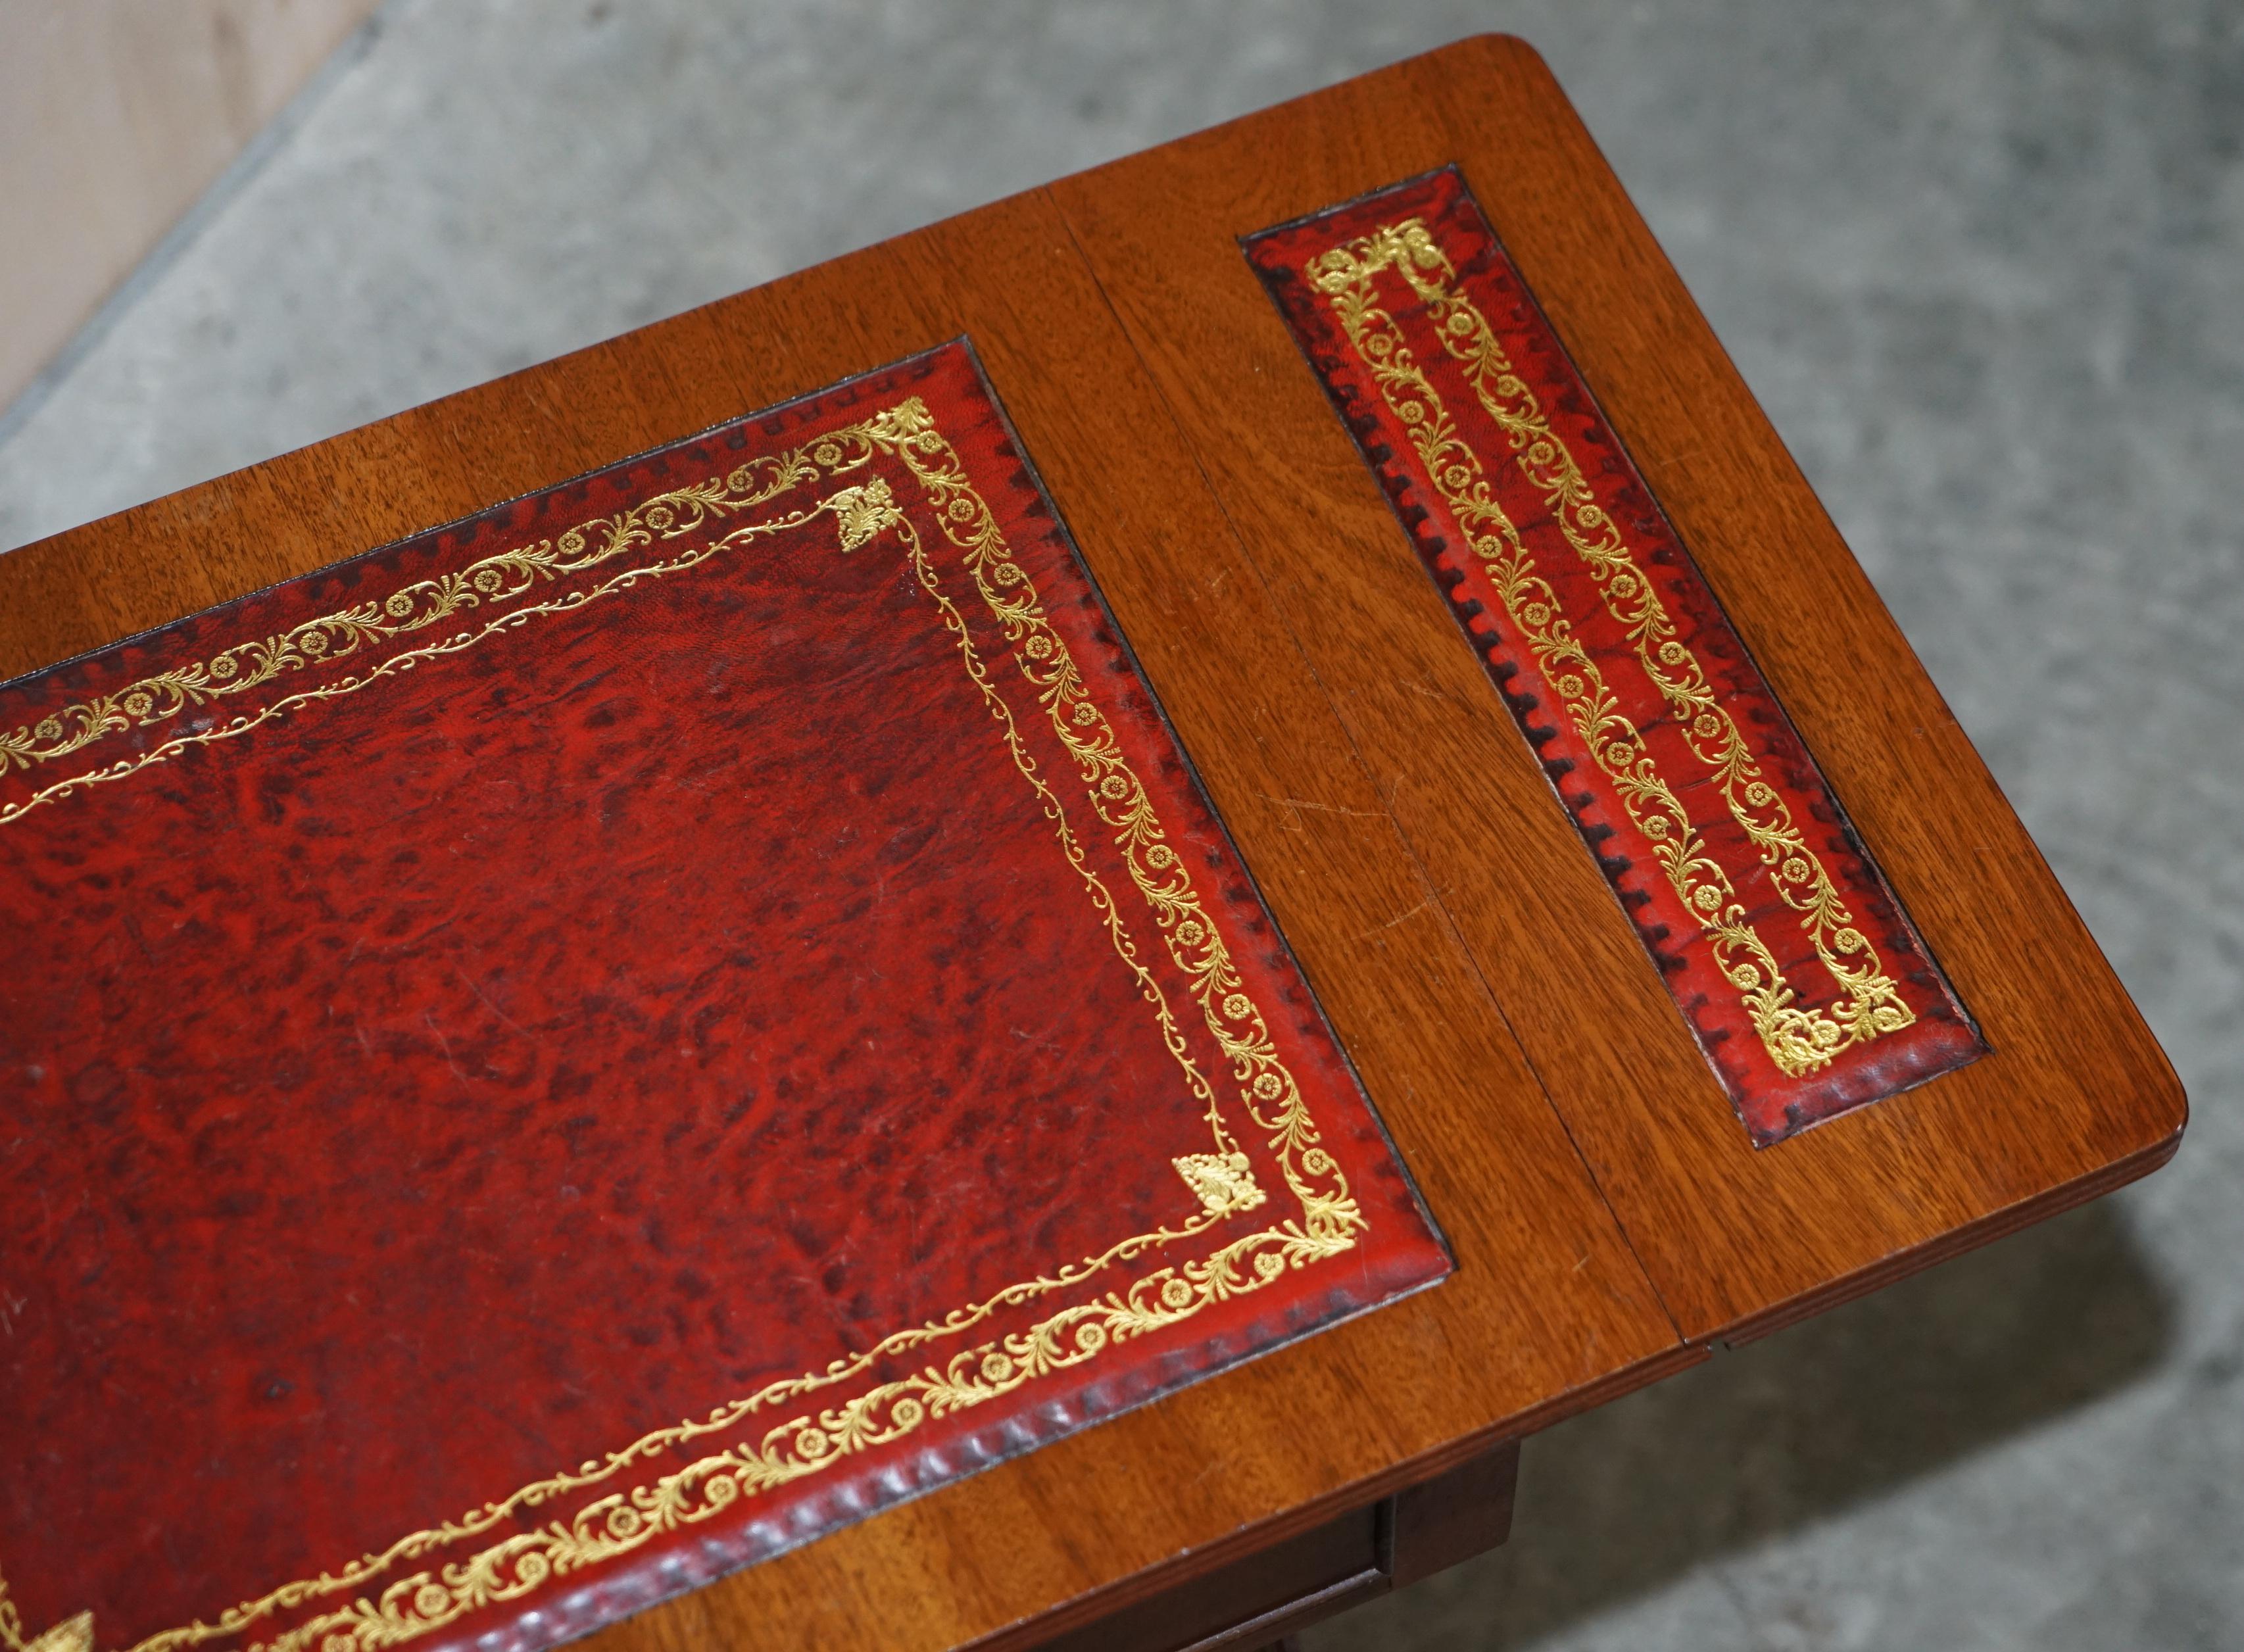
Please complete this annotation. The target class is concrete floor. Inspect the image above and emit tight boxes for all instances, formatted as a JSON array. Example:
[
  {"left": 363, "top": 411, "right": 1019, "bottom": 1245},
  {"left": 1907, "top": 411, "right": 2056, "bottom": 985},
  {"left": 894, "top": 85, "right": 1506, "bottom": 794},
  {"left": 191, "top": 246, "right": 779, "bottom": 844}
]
[{"left": 3, "top": 3, "right": 2239, "bottom": 1647}]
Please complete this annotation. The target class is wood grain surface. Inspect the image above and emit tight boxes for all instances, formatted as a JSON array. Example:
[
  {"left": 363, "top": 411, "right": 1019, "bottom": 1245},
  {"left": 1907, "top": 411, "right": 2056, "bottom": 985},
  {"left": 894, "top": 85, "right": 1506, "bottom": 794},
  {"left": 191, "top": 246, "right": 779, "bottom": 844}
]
[
  {"left": 1050, "top": 34, "right": 2185, "bottom": 1345},
  {"left": 0, "top": 36, "right": 2180, "bottom": 1652}
]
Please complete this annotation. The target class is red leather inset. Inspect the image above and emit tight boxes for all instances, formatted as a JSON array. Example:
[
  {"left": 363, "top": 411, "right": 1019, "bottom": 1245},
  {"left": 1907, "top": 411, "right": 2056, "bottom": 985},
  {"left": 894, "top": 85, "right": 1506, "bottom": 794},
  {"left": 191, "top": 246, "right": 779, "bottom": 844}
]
[
  {"left": 1248, "top": 168, "right": 1982, "bottom": 1145},
  {"left": 0, "top": 343, "right": 1446, "bottom": 1652}
]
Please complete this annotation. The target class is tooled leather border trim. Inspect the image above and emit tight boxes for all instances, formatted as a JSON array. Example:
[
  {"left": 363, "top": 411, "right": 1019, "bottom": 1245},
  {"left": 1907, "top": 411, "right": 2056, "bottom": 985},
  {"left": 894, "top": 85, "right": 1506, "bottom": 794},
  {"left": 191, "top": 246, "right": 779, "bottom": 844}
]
[
  {"left": 0, "top": 346, "right": 1382, "bottom": 1652},
  {"left": 1246, "top": 166, "right": 1984, "bottom": 1145}
]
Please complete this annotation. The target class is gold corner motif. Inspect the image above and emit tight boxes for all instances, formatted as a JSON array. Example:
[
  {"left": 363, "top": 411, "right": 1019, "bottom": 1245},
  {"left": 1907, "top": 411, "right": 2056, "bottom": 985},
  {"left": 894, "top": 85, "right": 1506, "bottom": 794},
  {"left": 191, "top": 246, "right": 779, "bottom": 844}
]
[
  {"left": 1173, "top": 1152, "right": 1270, "bottom": 1217},
  {"left": 1301, "top": 217, "right": 1914, "bottom": 1078},
  {"left": 32, "top": 1615, "right": 93, "bottom": 1652},
  {"left": 0, "top": 385, "right": 1365, "bottom": 1652},
  {"left": 825, "top": 476, "right": 904, "bottom": 550},
  {"left": 0, "top": 1607, "right": 91, "bottom": 1652}
]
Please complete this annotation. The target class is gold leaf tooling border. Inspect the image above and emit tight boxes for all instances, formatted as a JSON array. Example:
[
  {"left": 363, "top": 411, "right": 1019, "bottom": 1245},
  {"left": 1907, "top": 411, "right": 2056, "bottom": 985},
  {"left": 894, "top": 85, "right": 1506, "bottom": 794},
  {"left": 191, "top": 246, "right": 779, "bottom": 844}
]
[
  {"left": 0, "top": 395, "right": 1364, "bottom": 1652},
  {"left": 1302, "top": 216, "right": 1913, "bottom": 1078}
]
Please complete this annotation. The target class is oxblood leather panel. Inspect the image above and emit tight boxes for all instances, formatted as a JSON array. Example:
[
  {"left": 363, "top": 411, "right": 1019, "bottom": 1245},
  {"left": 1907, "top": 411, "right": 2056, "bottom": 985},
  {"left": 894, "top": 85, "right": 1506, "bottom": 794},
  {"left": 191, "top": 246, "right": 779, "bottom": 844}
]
[
  {"left": 1247, "top": 168, "right": 1982, "bottom": 1144},
  {"left": 0, "top": 343, "right": 1447, "bottom": 1652}
]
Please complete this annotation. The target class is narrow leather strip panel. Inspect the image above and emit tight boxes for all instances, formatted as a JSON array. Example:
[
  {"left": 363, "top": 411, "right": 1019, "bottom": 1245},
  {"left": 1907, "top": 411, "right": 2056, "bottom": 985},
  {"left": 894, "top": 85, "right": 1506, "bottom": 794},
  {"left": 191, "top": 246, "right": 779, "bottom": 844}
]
[{"left": 1246, "top": 167, "right": 1983, "bottom": 1146}]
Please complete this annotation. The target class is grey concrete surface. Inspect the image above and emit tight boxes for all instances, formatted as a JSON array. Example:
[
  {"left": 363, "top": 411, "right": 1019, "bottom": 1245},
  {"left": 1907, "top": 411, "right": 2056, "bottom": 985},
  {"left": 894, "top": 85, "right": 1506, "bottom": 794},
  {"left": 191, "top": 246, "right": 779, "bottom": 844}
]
[{"left": 2, "top": 3, "right": 2238, "bottom": 1648}]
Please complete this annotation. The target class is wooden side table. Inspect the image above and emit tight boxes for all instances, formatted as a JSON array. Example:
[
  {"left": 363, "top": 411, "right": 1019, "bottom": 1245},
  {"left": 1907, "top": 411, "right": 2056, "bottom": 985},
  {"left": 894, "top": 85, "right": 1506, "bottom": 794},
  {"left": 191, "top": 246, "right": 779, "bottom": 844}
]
[{"left": 0, "top": 36, "right": 2181, "bottom": 1652}]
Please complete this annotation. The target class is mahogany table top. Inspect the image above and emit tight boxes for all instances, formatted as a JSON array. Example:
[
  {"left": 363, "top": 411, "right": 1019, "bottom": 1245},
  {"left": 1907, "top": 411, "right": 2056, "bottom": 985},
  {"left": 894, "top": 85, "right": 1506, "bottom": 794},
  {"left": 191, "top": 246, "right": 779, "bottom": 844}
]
[{"left": 0, "top": 36, "right": 2182, "bottom": 1652}]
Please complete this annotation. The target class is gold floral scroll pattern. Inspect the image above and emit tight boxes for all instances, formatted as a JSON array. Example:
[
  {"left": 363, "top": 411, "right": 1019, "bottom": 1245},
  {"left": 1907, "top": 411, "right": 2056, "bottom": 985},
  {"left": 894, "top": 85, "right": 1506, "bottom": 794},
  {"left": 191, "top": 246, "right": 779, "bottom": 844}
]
[
  {"left": 0, "top": 393, "right": 1361, "bottom": 1652},
  {"left": 0, "top": 452, "right": 832, "bottom": 827},
  {"left": 864, "top": 401, "right": 1359, "bottom": 1239},
  {"left": 1304, "top": 219, "right": 1912, "bottom": 1077}
]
